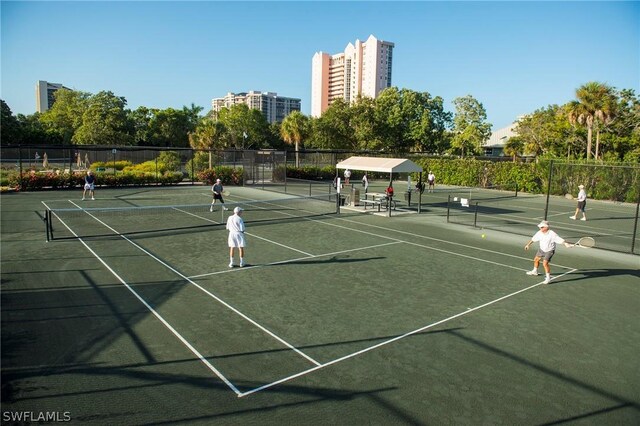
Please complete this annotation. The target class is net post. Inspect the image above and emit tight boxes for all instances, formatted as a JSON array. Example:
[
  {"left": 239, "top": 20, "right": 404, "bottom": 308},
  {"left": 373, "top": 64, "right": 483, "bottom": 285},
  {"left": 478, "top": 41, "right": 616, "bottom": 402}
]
[
  {"left": 514, "top": 182, "right": 518, "bottom": 197},
  {"left": 446, "top": 194, "right": 451, "bottom": 223},
  {"left": 473, "top": 202, "right": 479, "bottom": 227},
  {"left": 543, "top": 160, "right": 553, "bottom": 220},
  {"left": 45, "top": 210, "right": 50, "bottom": 242}
]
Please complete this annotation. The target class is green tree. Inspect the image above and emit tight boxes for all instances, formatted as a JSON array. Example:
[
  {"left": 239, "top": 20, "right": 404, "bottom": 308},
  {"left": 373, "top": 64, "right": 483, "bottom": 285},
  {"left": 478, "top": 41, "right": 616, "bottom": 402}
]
[
  {"left": 1, "top": 100, "right": 21, "bottom": 145},
  {"left": 216, "top": 104, "right": 269, "bottom": 149},
  {"left": 503, "top": 136, "right": 524, "bottom": 162},
  {"left": 280, "top": 110, "right": 310, "bottom": 167},
  {"left": 147, "top": 108, "right": 197, "bottom": 148},
  {"left": 73, "top": 91, "right": 134, "bottom": 145},
  {"left": 307, "top": 99, "right": 354, "bottom": 149},
  {"left": 451, "top": 95, "right": 492, "bottom": 157},
  {"left": 189, "top": 118, "right": 226, "bottom": 168},
  {"left": 39, "top": 89, "right": 90, "bottom": 144},
  {"left": 566, "top": 82, "right": 615, "bottom": 160},
  {"left": 516, "top": 105, "right": 574, "bottom": 157}
]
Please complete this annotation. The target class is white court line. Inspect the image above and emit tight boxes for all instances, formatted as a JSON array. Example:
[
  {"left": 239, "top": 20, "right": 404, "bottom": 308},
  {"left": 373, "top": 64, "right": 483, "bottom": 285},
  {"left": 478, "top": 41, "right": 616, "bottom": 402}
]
[
  {"left": 188, "top": 241, "right": 403, "bottom": 279},
  {"left": 64, "top": 201, "right": 323, "bottom": 367},
  {"left": 173, "top": 206, "right": 313, "bottom": 256},
  {"left": 331, "top": 216, "right": 578, "bottom": 271},
  {"left": 239, "top": 267, "right": 579, "bottom": 397},
  {"left": 41, "top": 202, "right": 242, "bottom": 396}
]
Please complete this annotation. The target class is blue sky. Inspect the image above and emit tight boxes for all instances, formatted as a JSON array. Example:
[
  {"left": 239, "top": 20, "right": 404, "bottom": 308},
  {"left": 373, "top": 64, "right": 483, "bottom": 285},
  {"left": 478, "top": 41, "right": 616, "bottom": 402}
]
[{"left": 2, "top": 1, "right": 638, "bottom": 130}]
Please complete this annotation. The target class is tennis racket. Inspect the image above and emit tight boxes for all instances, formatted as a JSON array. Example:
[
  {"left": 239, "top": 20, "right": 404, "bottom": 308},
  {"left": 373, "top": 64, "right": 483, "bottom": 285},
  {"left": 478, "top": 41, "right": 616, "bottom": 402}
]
[
  {"left": 565, "top": 193, "right": 574, "bottom": 200},
  {"left": 222, "top": 190, "right": 230, "bottom": 196},
  {"left": 573, "top": 237, "right": 595, "bottom": 248}
]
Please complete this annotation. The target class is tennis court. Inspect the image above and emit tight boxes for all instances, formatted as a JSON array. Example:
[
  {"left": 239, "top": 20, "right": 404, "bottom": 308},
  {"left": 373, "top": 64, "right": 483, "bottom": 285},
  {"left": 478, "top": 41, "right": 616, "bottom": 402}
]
[{"left": 2, "top": 185, "right": 639, "bottom": 424}]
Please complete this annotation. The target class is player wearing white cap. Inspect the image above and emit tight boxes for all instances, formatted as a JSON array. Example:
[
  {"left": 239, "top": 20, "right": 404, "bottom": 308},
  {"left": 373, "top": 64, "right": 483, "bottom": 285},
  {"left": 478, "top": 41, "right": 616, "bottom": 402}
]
[
  {"left": 226, "top": 206, "right": 246, "bottom": 267},
  {"left": 524, "top": 220, "right": 572, "bottom": 284},
  {"left": 570, "top": 184, "right": 587, "bottom": 221}
]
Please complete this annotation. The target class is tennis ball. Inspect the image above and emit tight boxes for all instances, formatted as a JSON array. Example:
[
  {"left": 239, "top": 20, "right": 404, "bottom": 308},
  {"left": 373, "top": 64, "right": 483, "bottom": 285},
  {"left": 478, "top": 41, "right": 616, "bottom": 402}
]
[{"left": 481, "top": 234, "right": 486, "bottom": 238}]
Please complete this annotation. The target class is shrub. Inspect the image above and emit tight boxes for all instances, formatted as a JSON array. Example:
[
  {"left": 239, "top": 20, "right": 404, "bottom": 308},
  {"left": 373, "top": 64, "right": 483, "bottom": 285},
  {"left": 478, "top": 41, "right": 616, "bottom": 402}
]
[{"left": 197, "top": 167, "right": 243, "bottom": 185}]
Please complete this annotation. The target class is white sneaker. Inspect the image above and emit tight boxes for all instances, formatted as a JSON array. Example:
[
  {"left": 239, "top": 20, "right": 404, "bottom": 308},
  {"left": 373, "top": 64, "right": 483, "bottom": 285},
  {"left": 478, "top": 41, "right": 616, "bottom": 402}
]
[
  {"left": 91, "top": 197, "right": 95, "bottom": 200},
  {"left": 228, "top": 262, "right": 234, "bottom": 268},
  {"left": 580, "top": 217, "right": 586, "bottom": 221},
  {"left": 240, "top": 260, "right": 246, "bottom": 268},
  {"left": 543, "top": 276, "right": 551, "bottom": 284},
  {"left": 82, "top": 197, "right": 85, "bottom": 200},
  {"left": 210, "top": 206, "right": 213, "bottom": 212},
  {"left": 526, "top": 270, "right": 539, "bottom": 276},
  {"left": 569, "top": 216, "right": 576, "bottom": 220}
]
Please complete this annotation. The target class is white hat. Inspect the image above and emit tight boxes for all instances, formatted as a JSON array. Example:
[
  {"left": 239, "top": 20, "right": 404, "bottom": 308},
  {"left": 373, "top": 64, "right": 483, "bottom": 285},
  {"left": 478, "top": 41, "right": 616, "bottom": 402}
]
[
  {"left": 537, "top": 220, "right": 550, "bottom": 228},
  {"left": 233, "top": 206, "right": 243, "bottom": 214},
  {"left": 578, "top": 184, "right": 584, "bottom": 188},
  {"left": 216, "top": 178, "right": 221, "bottom": 182}
]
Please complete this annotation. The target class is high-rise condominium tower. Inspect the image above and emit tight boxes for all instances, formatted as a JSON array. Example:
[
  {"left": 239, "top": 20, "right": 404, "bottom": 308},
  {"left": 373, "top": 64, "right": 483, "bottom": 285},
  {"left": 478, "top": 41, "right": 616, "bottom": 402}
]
[
  {"left": 311, "top": 35, "right": 394, "bottom": 117},
  {"left": 35, "top": 80, "right": 70, "bottom": 113},
  {"left": 212, "top": 91, "right": 301, "bottom": 124}
]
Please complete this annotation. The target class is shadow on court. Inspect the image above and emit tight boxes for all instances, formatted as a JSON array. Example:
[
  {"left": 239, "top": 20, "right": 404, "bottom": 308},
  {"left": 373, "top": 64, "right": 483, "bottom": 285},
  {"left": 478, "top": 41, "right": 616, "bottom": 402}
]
[{"left": 555, "top": 268, "right": 640, "bottom": 285}]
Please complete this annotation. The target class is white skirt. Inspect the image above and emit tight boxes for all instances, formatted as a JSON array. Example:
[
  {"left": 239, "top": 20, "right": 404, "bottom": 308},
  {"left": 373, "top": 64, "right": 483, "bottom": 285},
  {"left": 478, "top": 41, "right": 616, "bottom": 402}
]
[
  {"left": 84, "top": 183, "right": 94, "bottom": 190},
  {"left": 228, "top": 231, "right": 246, "bottom": 248}
]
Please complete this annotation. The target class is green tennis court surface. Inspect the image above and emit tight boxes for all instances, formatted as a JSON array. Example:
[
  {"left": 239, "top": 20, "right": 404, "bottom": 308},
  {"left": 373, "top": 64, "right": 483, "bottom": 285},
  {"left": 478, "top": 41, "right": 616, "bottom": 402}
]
[{"left": 2, "top": 186, "right": 639, "bottom": 424}]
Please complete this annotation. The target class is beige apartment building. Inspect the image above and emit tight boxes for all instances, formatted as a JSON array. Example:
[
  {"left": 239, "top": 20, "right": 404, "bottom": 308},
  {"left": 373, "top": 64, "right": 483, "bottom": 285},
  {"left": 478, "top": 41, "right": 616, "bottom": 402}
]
[
  {"left": 311, "top": 34, "right": 394, "bottom": 117},
  {"left": 211, "top": 91, "right": 301, "bottom": 124},
  {"left": 35, "top": 80, "right": 70, "bottom": 113}
]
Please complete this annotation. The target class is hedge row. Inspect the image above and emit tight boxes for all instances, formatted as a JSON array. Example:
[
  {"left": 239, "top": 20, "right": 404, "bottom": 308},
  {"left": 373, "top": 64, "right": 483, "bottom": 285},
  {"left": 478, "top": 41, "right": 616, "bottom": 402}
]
[{"left": 6, "top": 171, "right": 184, "bottom": 191}]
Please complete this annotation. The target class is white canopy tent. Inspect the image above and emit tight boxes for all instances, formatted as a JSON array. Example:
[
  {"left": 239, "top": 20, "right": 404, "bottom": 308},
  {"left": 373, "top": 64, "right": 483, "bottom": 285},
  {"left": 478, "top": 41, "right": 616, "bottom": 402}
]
[
  {"left": 335, "top": 156, "right": 424, "bottom": 215},
  {"left": 335, "top": 156, "right": 423, "bottom": 175}
]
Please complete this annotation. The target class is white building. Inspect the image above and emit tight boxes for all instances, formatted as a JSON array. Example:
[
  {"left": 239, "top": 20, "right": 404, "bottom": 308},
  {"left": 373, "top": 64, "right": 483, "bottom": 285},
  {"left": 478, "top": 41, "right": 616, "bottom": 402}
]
[
  {"left": 483, "top": 123, "right": 519, "bottom": 156},
  {"left": 35, "top": 80, "right": 70, "bottom": 112},
  {"left": 311, "top": 35, "right": 394, "bottom": 117},
  {"left": 211, "top": 91, "right": 301, "bottom": 123}
]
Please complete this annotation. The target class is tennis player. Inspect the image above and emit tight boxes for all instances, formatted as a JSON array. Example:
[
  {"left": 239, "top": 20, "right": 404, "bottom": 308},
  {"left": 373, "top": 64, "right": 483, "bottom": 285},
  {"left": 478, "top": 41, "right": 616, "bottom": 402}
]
[
  {"left": 362, "top": 173, "right": 369, "bottom": 193},
  {"left": 427, "top": 171, "right": 435, "bottom": 192},
  {"left": 524, "top": 220, "right": 572, "bottom": 284},
  {"left": 82, "top": 170, "right": 96, "bottom": 200},
  {"left": 570, "top": 184, "right": 587, "bottom": 221},
  {"left": 210, "top": 178, "right": 228, "bottom": 212},
  {"left": 226, "top": 206, "right": 246, "bottom": 268}
]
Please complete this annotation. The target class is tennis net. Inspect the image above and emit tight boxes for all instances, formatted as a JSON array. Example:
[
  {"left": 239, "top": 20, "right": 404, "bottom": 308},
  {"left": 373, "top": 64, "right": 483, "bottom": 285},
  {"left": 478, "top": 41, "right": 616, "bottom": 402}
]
[{"left": 45, "top": 193, "right": 339, "bottom": 241}]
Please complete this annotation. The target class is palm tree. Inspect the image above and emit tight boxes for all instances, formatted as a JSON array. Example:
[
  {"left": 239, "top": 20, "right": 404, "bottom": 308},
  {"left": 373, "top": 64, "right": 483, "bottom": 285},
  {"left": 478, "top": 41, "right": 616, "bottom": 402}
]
[
  {"left": 189, "top": 118, "right": 225, "bottom": 168},
  {"left": 594, "top": 90, "right": 617, "bottom": 159},
  {"left": 567, "top": 82, "right": 616, "bottom": 160},
  {"left": 503, "top": 136, "right": 524, "bottom": 162},
  {"left": 280, "top": 111, "right": 309, "bottom": 168}
]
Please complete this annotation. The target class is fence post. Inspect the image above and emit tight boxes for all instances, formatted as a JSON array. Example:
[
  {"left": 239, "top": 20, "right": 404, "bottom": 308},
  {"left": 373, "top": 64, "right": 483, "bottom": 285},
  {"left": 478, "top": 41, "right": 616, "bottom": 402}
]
[{"left": 543, "top": 159, "right": 553, "bottom": 220}]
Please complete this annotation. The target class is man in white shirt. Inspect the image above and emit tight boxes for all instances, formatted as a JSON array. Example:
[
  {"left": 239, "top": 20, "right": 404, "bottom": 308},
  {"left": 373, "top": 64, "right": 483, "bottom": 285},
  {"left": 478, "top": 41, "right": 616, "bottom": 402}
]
[
  {"left": 344, "top": 169, "right": 351, "bottom": 185},
  {"left": 570, "top": 184, "right": 587, "bottom": 221},
  {"left": 524, "top": 220, "right": 572, "bottom": 284},
  {"left": 427, "top": 171, "right": 435, "bottom": 193},
  {"left": 226, "top": 207, "right": 246, "bottom": 267}
]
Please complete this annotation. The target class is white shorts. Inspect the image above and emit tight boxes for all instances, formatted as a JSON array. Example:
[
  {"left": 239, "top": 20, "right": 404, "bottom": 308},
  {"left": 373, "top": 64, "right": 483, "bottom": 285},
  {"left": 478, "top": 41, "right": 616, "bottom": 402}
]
[
  {"left": 84, "top": 183, "right": 94, "bottom": 190},
  {"left": 228, "top": 232, "right": 246, "bottom": 248}
]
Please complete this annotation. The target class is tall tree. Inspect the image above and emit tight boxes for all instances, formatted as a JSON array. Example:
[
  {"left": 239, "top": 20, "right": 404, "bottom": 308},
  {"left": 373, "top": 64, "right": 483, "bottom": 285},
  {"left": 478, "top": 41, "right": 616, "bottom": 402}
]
[
  {"left": 216, "top": 104, "right": 269, "bottom": 149},
  {"left": 1, "top": 100, "right": 21, "bottom": 145},
  {"left": 189, "top": 118, "right": 226, "bottom": 168},
  {"left": 39, "top": 89, "right": 90, "bottom": 144},
  {"left": 567, "top": 82, "right": 615, "bottom": 160},
  {"left": 73, "top": 91, "right": 134, "bottom": 145},
  {"left": 280, "top": 110, "right": 310, "bottom": 167},
  {"left": 451, "top": 95, "right": 492, "bottom": 157},
  {"left": 307, "top": 99, "right": 354, "bottom": 149},
  {"left": 503, "top": 136, "right": 524, "bottom": 162}
]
